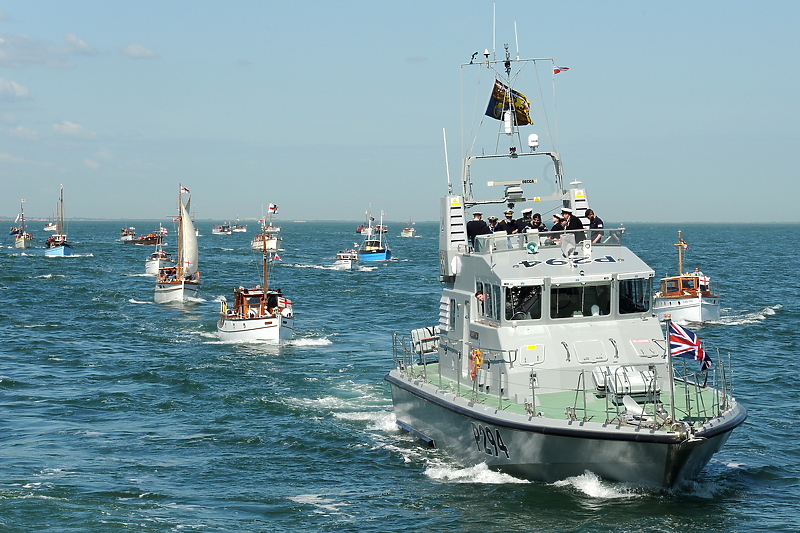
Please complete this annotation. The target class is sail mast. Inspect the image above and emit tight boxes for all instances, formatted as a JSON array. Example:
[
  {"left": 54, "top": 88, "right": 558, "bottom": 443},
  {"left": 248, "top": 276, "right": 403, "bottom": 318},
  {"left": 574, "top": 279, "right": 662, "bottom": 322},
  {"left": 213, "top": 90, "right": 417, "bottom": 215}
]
[
  {"left": 268, "top": 215, "right": 272, "bottom": 290},
  {"left": 177, "top": 186, "right": 184, "bottom": 278}
]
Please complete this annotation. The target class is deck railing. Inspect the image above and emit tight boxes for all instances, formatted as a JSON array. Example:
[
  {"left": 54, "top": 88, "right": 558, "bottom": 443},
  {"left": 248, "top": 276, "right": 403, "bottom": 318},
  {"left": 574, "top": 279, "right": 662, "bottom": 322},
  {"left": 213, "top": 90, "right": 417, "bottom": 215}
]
[
  {"left": 391, "top": 332, "right": 736, "bottom": 429},
  {"left": 473, "top": 227, "right": 625, "bottom": 254}
]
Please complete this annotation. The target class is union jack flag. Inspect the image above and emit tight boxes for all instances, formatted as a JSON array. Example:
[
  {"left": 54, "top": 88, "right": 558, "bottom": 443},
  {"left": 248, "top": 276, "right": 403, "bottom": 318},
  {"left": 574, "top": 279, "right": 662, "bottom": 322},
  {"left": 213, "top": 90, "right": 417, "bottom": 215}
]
[{"left": 669, "top": 322, "right": 712, "bottom": 371}]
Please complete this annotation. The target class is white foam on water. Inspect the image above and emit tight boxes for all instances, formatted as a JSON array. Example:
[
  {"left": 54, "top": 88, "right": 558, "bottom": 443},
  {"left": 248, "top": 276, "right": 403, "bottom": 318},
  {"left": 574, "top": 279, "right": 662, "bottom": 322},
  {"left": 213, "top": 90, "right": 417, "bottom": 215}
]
[
  {"left": 553, "top": 471, "right": 641, "bottom": 499},
  {"left": 707, "top": 304, "right": 781, "bottom": 326},
  {"left": 425, "top": 462, "right": 530, "bottom": 484},
  {"left": 289, "top": 337, "right": 333, "bottom": 347},
  {"left": 288, "top": 494, "right": 350, "bottom": 516}
]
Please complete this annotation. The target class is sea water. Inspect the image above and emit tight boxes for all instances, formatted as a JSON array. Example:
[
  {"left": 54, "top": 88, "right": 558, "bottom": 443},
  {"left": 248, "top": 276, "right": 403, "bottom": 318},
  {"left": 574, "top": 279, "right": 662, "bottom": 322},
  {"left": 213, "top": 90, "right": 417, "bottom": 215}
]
[{"left": 1, "top": 221, "right": 796, "bottom": 532}]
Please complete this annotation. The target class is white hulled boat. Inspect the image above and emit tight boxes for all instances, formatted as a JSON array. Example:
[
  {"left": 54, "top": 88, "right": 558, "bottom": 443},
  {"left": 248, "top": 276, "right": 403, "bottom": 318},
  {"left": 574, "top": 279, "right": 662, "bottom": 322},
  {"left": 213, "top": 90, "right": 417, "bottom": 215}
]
[
  {"left": 11, "top": 200, "right": 34, "bottom": 249},
  {"left": 385, "top": 43, "right": 745, "bottom": 487},
  {"left": 145, "top": 243, "right": 173, "bottom": 276},
  {"left": 44, "top": 185, "right": 72, "bottom": 257},
  {"left": 212, "top": 223, "right": 232, "bottom": 235},
  {"left": 653, "top": 231, "right": 720, "bottom": 323},
  {"left": 232, "top": 219, "right": 247, "bottom": 233},
  {"left": 250, "top": 204, "right": 281, "bottom": 251},
  {"left": 43, "top": 221, "right": 57, "bottom": 232},
  {"left": 120, "top": 227, "right": 136, "bottom": 242},
  {"left": 358, "top": 211, "right": 391, "bottom": 261},
  {"left": 217, "top": 214, "right": 294, "bottom": 342},
  {"left": 155, "top": 186, "right": 199, "bottom": 303},
  {"left": 333, "top": 249, "right": 359, "bottom": 270},
  {"left": 401, "top": 219, "right": 416, "bottom": 238}
]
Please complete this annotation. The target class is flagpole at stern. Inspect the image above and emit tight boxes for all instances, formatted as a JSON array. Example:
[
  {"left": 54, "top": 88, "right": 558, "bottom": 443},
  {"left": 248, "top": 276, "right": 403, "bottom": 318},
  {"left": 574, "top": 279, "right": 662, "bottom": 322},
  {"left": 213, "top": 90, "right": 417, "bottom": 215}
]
[{"left": 665, "top": 314, "right": 676, "bottom": 423}]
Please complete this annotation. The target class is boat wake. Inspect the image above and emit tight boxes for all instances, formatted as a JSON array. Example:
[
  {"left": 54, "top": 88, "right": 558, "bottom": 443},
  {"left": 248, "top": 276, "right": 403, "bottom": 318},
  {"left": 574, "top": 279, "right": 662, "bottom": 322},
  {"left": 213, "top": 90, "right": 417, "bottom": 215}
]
[
  {"left": 209, "top": 335, "right": 332, "bottom": 346},
  {"left": 287, "top": 494, "right": 351, "bottom": 517},
  {"left": 128, "top": 298, "right": 154, "bottom": 305},
  {"left": 289, "top": 337, "right": 333, "bottom": 346},
  {"left": 425, "top": 462, "right": 530, "bottom": 484},
  {"left": 708, "top": 304, "right": 780, "bottom": 326},
  {"left": 553, "top": 471, "right": 641, "bottom": 499}
]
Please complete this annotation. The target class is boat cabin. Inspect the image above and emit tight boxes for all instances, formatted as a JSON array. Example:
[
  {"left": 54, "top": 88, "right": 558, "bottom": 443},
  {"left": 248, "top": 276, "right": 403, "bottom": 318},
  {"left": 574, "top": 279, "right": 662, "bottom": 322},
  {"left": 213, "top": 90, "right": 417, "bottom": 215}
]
[
  {"left": 658, "top": 273, "right": 716, "bottom": 299},
  {"left": 228, "top": 286, "right": 285, "bottom": 318},
  {"left": 362, "top": 239, "right": 384, "bottom": 252}
]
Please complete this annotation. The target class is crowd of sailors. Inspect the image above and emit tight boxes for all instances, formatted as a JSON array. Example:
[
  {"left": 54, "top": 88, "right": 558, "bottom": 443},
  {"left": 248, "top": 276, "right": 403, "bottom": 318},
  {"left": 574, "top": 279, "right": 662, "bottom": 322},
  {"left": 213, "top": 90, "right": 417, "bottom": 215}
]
[{"left": 466, "top": 207, "right": 605, "bottom": 246}]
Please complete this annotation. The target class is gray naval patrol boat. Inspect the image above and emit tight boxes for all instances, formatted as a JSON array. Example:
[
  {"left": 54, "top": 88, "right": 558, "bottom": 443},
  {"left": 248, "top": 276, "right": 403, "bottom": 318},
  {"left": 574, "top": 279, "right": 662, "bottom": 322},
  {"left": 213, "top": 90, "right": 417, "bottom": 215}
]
[{"left": 385, "top": 46, "right": 746, "bottom": 488}]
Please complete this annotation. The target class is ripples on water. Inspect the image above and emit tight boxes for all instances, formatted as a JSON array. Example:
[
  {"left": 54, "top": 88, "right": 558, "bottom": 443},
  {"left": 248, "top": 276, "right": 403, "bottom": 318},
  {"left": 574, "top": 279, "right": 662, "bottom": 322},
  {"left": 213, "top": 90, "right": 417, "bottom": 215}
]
[{"left": 1, "top": 221, "right": 797, "bottom": 532}]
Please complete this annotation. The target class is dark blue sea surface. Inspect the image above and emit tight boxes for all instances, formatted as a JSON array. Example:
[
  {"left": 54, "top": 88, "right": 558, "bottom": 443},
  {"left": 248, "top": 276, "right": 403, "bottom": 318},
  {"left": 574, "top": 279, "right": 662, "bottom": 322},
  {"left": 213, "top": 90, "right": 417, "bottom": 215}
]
[{"left": 1, "top": 220, "right": 796, "bottom": 532}]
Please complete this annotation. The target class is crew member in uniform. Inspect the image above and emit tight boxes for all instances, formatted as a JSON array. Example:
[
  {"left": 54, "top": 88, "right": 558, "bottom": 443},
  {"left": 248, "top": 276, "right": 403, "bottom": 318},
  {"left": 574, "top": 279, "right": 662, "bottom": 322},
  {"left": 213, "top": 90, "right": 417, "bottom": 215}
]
[
  {"left": 496, "top": 210, "right": 516, "bottom": 234},
  {"left": 516, "top": 208, "right": 534, "bottom": 233},
  {"left": 586, "top": 208, "right": 604, "bottom": 243},
  {"left": 561, "top": 207, "right": 586, "bottom": 242},
  {"left": 466, "top": 211, "right": 490, "bottom": 247},
  {"left": 530, "top": 213, "right": 548, "bottom": 232}
]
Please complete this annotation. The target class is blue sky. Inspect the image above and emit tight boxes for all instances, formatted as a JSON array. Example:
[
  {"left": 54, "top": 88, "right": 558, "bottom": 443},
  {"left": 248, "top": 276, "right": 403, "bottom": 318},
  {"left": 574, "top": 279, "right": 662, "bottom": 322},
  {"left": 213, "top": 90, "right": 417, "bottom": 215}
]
[{"left": 1, "top": 1, "right": 798, "bottom": 223}]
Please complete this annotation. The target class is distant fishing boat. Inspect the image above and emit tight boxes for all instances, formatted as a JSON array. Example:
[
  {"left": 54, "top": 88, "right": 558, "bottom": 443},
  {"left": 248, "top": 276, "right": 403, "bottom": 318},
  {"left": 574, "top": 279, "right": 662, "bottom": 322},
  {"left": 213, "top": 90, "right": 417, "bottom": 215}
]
[
  {"left": 250, "top": 204, "right": 281, "bottom": 251},
  {"left": 122, "top": 224, "right": 164, "bottom": 245},
  {"left": 401, "top": 219, "right": 416, "bottom": 238},
  {"left": 356, "top": 207, "right": 387, "bottom": 235},
  {"left": 155, "top": 186, "right": 199, "bottom": 303},
  {"left": 232, "top": 219, "right": 247, "bottom": 233},
  {"left": 358, "top": 210, "right": 391, "bottom": 261},
  {"left": 44, "top": 185, "right": 72, "bottom": 257},
  {"left": 333, "top": 249, "right": 359, "bottom": 270},
  {"left": 217, "top": 211, "right": 294, "bottom": 342},
  {"left": 10, "top": 200, "right": 33, "bottom": 249},
  {"left": 43, "top": 221, "right": 57, "bottom": 232},
  {"left": 145, "top": 244, "right": 173, "bottom": 276},
  {"left": 212, "top": 223, "right": 232, "bottom": 235},
  {"left": 653, "top": 231, "right": 720, "bottom": 323}
]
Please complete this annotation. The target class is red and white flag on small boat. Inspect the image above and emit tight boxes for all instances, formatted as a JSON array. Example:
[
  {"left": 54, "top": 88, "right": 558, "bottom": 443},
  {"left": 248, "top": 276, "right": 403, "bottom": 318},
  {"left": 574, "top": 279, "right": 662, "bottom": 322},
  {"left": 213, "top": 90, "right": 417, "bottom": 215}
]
[{"left": 553, "top": 65, "right": 570, "bottom": 74}]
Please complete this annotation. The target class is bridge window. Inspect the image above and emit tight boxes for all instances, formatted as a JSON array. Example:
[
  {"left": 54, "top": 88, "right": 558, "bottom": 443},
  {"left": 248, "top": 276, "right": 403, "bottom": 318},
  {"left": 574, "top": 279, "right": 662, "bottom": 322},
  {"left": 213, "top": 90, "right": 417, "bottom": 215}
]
[
  {"left": 619, "top": 278, "right": 652, "bottom": 314},
  {"left": 506, "top": 285, "right": 542, "bottom": 320},
  {"left": 550, "top": 283, "right": 612, "bottom": 319}
]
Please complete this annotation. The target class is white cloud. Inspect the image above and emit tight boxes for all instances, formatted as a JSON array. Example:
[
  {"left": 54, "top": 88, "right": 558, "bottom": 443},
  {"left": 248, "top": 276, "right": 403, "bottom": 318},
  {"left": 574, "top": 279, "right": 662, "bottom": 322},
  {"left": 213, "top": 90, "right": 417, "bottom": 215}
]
[
  {"left": 84, "top": 158, "right": 100, "bottom": 169},
  {"left": 0, "top": 152, "right": 27, "bottom": 163},
  {"left": 65, "top": 33, "right": 94, "bottom": 55},
  {"left": 0, "top": 33, "right": 95, "bottom": 69},
  {"left": 8, "top": 125, "right": 38, "bottom": 140},
  {"left": 52, "top": 120, "right": 96, "bottom": 139},
  {"left": 122, "top": 44, "right": 158, "bottom": 58},
  {"left": 0, "top": 77, "right": 31, "bottom": 99}
]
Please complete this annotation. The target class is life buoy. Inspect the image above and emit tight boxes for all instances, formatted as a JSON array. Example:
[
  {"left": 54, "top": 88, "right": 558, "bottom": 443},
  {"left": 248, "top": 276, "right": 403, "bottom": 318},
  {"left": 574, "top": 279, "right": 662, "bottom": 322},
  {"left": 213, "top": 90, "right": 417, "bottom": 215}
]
[{"left": 469, "top": 348, "right": 484, "bottom": 380}]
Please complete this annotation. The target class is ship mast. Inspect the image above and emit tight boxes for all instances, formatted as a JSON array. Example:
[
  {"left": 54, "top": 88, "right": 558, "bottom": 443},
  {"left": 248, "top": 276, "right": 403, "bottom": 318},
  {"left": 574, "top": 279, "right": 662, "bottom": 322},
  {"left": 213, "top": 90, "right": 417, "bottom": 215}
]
[{"left": 676, "top": 230, "right": 685, "bottom": 275}]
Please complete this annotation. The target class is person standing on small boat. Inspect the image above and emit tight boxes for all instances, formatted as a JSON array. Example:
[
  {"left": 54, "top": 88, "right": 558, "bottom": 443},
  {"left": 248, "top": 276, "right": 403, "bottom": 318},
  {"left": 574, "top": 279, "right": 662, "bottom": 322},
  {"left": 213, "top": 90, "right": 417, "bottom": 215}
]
[
  {"left": 466, "top": 211, "right": 490, "bottom": 246},
  {"left": 586, "top": 208, "right": 604, "bottom": 243}
]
